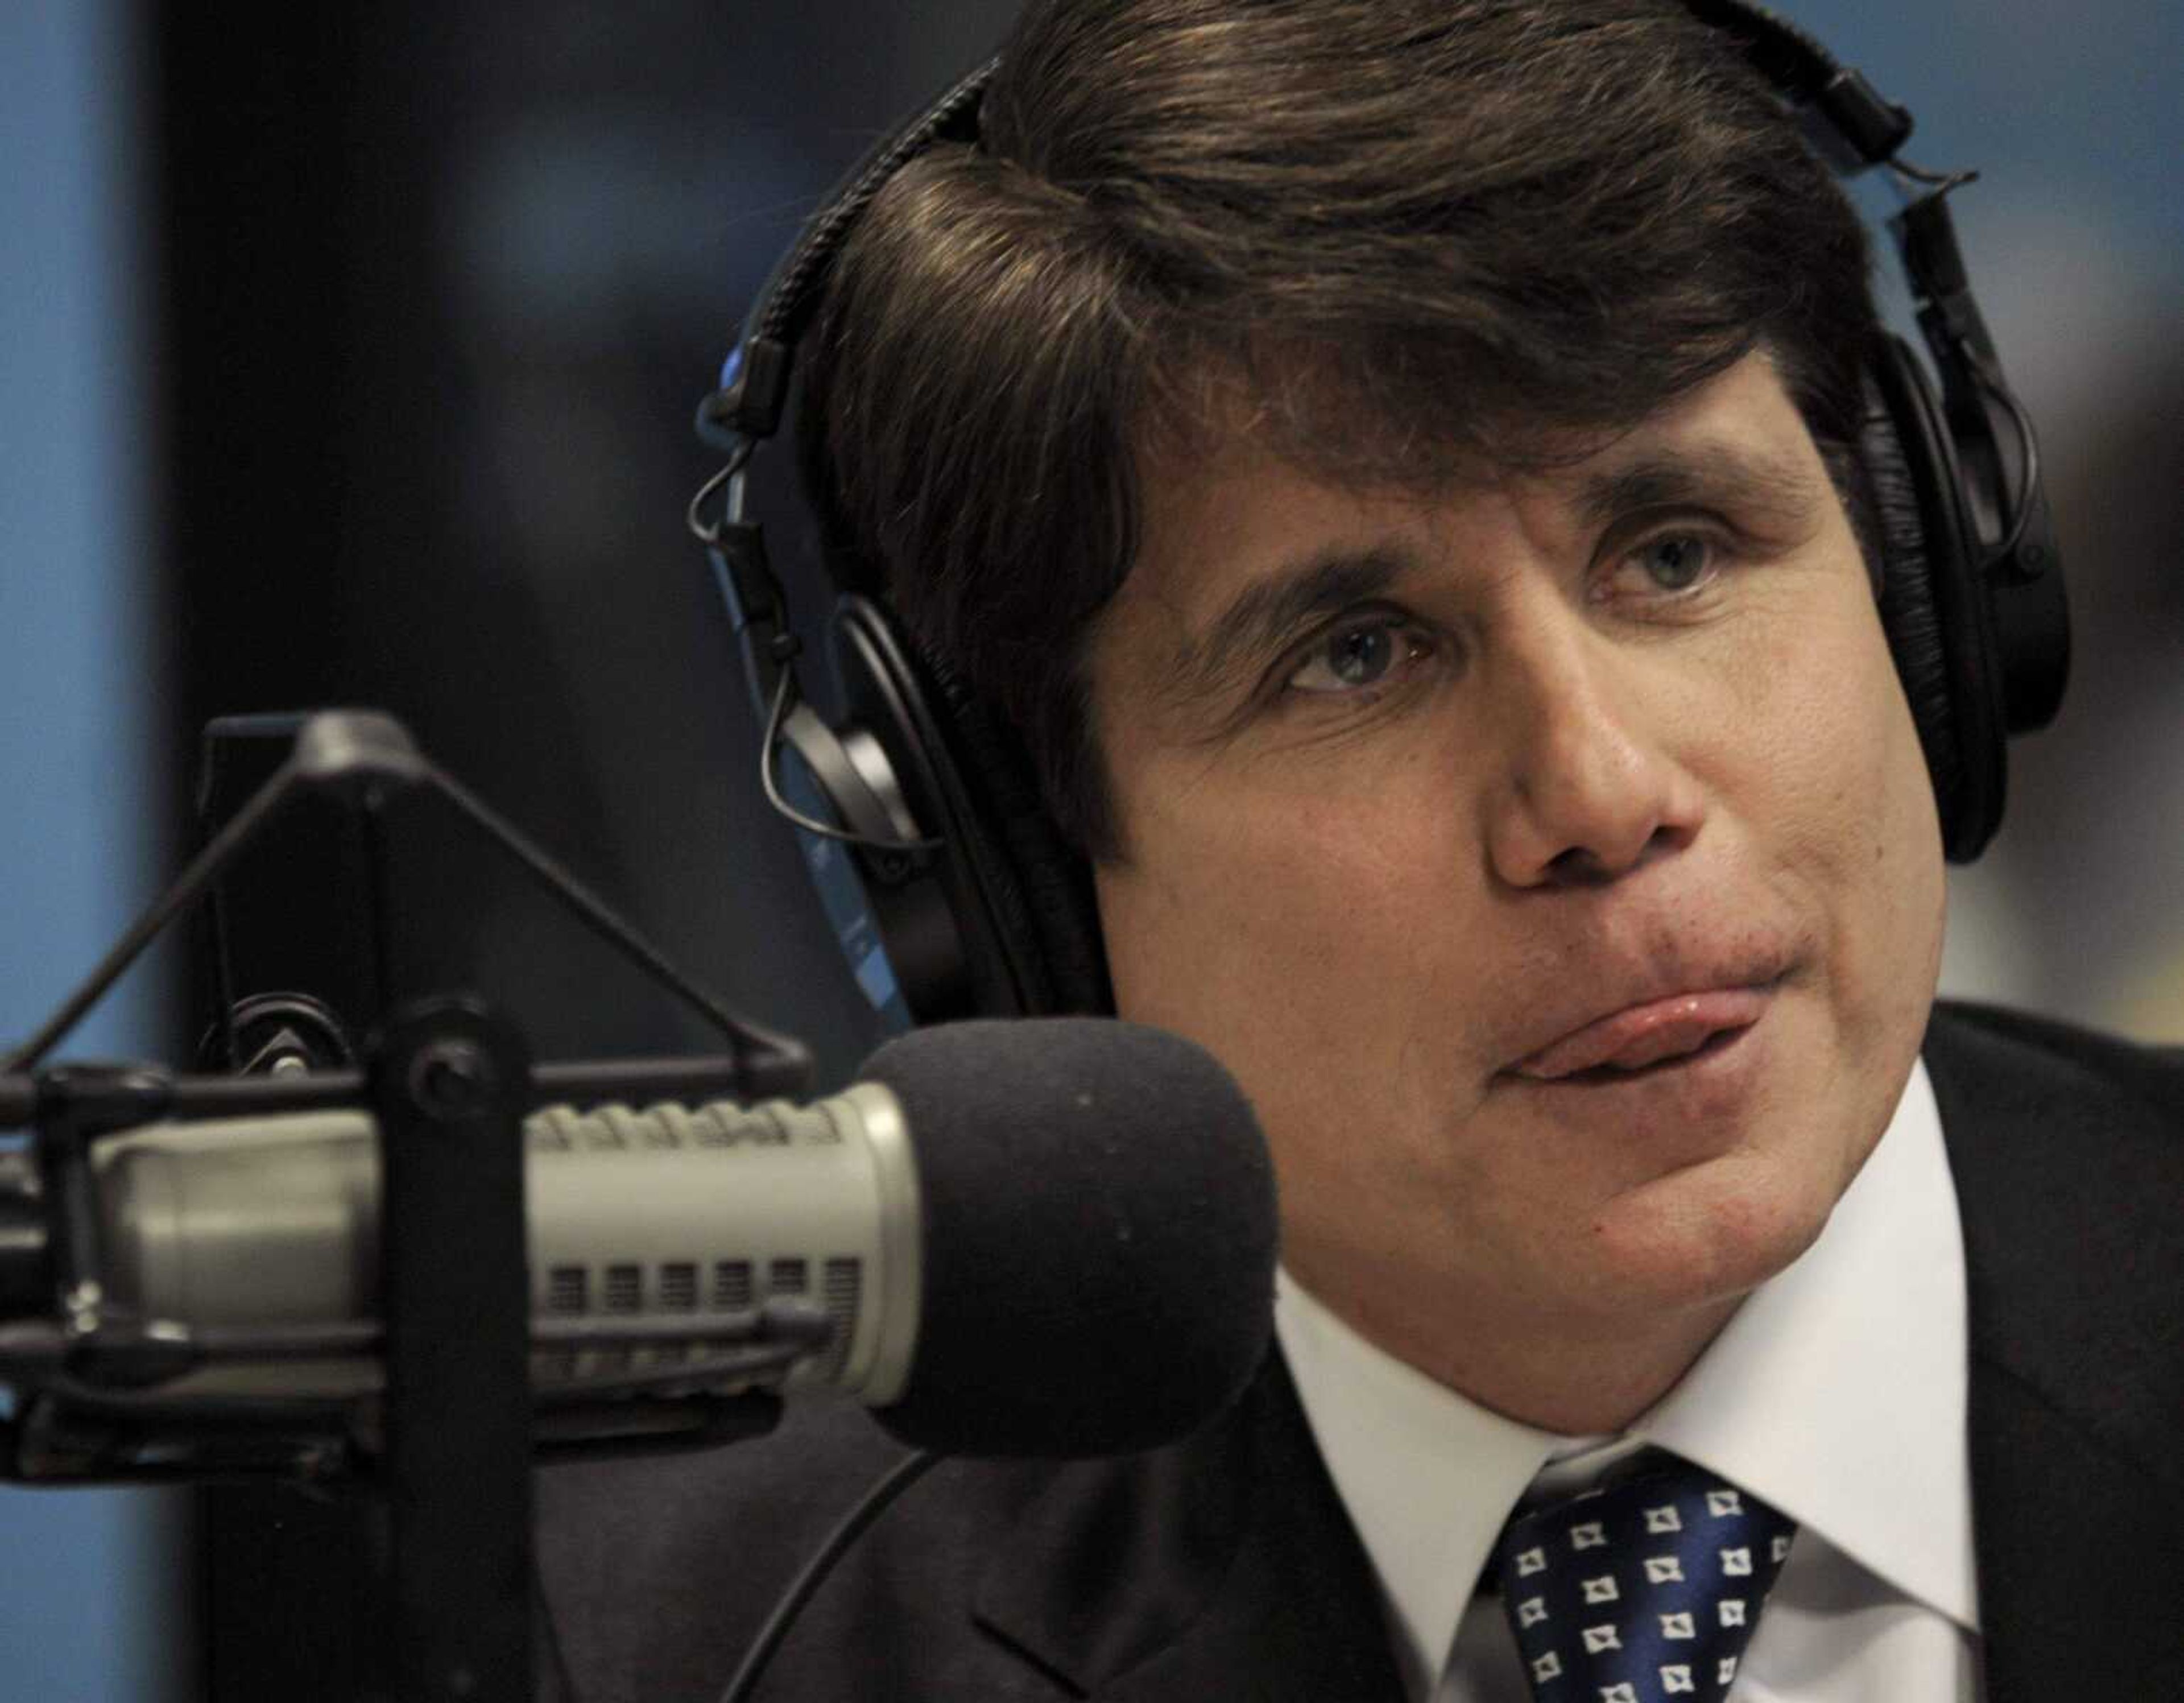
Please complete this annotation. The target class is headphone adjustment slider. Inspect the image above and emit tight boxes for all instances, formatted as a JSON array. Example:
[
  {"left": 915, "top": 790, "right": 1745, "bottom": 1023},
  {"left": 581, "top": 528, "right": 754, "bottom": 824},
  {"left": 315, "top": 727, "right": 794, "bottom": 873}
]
[
  {"left": 1892, "top": 193, "right": 1972, "bottom": 304},
  {"left": 1814, "top": 68, "right": 1913, "bottom": 168},
  {"left": 710, "top": 520, "right": 785, "bottom": 636},
  {"left": 725, "top": 338, "right": 794, "bottom": 441}
]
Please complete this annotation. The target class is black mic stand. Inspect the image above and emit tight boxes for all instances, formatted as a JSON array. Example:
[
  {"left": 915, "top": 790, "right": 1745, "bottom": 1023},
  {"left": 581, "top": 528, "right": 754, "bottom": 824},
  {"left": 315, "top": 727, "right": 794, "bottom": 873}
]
[
  {"left": 0, "top": 710, "right": 818, "bottom": 1702},
  {"left": 375, "top": 995, "right": 535, "bottom": 1703}
]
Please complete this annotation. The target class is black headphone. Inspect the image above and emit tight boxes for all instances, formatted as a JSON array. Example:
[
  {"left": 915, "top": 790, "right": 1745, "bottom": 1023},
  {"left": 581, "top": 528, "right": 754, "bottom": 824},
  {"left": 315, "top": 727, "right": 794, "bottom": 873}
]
[{"left": 688, "top": 0, "right": 2070, "bottom": 1034}]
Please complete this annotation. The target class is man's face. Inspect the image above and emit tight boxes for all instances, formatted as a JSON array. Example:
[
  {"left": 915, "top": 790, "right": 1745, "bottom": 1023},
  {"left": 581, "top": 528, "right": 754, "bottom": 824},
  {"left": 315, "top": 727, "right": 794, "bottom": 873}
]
[{"left": 1088, "top": 353, "right": 1944, "bottom": 1375}]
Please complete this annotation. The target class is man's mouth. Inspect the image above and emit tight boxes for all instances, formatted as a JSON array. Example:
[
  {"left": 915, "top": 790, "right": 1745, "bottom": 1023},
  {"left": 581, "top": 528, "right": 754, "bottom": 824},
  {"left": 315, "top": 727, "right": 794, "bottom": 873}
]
[{"left": 1508, "top": 987, "right": 1774, "bottom": 1082}]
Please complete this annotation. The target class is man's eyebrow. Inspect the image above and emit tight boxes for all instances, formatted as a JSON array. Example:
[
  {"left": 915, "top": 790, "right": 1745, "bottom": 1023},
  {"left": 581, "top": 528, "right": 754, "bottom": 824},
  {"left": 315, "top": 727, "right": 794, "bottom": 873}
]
[
  {"left": 1163, "top": 546, "right": 1416, "bottom": 708},
  {"left": 1572, "top": 439, "right": 1827, "bottom": 532},
  {"left": 1155, "top": 439, "right": 1823, "bottom": 709}
]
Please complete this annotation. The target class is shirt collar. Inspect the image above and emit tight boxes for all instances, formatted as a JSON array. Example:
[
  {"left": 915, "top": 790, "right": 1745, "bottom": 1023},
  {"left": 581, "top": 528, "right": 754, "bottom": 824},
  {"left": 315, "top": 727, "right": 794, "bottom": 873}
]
[
  {"left": 1275, "top": 1264, "right": 1558, "bottom": 1692},
  {"left": 1274, "top": 1056, "right": 1976, "bottom": 1687}
]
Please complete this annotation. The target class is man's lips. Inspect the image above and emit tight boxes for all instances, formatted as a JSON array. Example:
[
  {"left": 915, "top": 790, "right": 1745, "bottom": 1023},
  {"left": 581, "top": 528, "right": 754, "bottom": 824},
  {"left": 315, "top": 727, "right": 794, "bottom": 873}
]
[{"left": 1509, "top": 986, "right": 1774, "bottom": 1081}]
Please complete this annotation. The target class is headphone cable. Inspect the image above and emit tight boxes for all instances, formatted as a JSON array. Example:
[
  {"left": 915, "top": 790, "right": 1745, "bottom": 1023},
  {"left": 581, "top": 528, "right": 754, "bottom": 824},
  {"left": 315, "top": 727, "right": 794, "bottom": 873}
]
[{"left": 713, "top": 1448, "right": 945, "bottom": 1703}]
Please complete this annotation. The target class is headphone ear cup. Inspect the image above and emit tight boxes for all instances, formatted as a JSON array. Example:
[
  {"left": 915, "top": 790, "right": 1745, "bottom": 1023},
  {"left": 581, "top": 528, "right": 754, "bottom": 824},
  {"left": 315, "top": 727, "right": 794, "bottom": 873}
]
[
  {"left": 1860, "top": 371, "right": 1962, "bottom": 842},
  {"left": 1860, "top": 338, "right": 2007, "bottom": 862},
  {"left": 913, "top": 647, "right": 1114, "bottom": 1016},
  {"left": 832, "top": 595, "right": 1112, "bottom": 1018}
]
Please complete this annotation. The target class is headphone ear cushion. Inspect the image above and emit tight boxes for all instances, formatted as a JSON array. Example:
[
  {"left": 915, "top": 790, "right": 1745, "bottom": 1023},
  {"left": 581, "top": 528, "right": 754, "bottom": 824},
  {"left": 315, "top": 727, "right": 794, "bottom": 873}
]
[
  {"left": 1860, "top": 372, "right": 1964, "bottom": 848},
  {"left": 914, "top": 647, "right": 1114, "bottom": 1016},
  {"left": 1862, "top": 337, "right": 2012, "bottom": 862}
]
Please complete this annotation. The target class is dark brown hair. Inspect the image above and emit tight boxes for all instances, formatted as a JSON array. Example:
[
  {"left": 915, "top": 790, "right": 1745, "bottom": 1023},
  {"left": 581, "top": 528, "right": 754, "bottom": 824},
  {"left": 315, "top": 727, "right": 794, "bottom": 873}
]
[{"left": 799, "top": 0, "right": 1880, "bottom": 859}]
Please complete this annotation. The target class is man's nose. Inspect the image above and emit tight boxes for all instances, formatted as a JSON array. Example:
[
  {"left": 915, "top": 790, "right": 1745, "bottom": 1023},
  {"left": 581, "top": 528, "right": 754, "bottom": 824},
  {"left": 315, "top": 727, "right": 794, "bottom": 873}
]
[{"left": 1481, "top": 627, "right": 1705, "bottom": 889}]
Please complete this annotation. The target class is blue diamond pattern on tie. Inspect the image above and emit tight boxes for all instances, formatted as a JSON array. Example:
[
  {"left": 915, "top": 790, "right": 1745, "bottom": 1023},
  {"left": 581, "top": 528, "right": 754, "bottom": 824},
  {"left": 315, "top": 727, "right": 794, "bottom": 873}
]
[{"left": 1491, "top": 1449, "right": 1796, "bottom": 1700}]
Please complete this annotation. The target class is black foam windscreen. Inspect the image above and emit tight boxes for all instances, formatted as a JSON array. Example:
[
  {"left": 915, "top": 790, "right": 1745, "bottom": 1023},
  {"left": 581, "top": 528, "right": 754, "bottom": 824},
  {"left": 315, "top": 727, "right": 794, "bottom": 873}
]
[{"left": 859, "top": 1018, "right": 1277, "bottom": 1457}]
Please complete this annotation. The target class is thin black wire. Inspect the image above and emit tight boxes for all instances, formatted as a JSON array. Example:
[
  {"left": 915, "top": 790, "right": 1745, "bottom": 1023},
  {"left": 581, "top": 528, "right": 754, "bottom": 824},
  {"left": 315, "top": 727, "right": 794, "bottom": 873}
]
[
  {"left": 759, "top": 670, "right": 946, "bottom": 855},
  {"left": 693, "top": 429, "right": 944, "bottom": 857},
  {"left": 535, "top": 1553, "right": 584, "bottom": 1703},
  {"left": 1877, "top": 160, "right": 2045, "bottom": 571},
  {"left": 3, "top": 757, "right": 303, "bottom": 1072},
  {"left": 1970, "top": 353, "right": 2045, "bottom": 569},
  {"left": 686, "top": 444, "right": 752, "bottom": 548},
  {"left": 1888, "top": 158, "right": 1978, "bottom": 193},
  {"left": 423, "top": 757, "right": 807, "bottom": 1072},
  {"left": 713, "top": 1448, "right": 944, "bottom": 1703}
]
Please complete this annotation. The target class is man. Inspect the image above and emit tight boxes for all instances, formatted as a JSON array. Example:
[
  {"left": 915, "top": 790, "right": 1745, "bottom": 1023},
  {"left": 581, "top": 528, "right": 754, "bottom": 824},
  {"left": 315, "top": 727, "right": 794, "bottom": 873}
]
[{"left": 539, "top": 1, "right": 2183, "bottom": 1697}]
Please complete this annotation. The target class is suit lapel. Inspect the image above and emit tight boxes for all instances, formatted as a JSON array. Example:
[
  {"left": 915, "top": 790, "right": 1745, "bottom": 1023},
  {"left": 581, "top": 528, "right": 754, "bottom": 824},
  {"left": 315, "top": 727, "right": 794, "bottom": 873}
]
[
  {"left": 1924, "top": 1005, "right": 2184, "bottom": 1702},
  {"left": 1962, "top": 1362, "right": 2184, "bottom": 1700},
  {"left": 973, "top": 1354, "right": 1405, "bottom": 1700}
]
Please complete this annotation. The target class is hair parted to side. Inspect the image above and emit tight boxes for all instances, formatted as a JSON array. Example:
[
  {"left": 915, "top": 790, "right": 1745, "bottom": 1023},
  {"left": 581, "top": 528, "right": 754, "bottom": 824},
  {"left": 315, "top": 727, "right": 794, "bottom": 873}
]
[{"left": 797, "top": 0, "right": 1881, "bottom": 862}]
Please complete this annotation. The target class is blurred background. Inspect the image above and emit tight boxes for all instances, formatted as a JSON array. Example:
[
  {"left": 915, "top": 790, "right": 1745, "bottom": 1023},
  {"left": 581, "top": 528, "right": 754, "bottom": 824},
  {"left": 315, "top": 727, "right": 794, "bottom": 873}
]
[{"left": 3, "top": 0, "right": 2176, "bottom": 1693}]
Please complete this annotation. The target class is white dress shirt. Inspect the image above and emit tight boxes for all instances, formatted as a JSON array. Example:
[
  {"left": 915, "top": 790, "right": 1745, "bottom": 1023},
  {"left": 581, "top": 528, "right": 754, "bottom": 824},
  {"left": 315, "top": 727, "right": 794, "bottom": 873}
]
[{"left": 1275, "top": 1059, "right": 1985, "bottom": 1701}]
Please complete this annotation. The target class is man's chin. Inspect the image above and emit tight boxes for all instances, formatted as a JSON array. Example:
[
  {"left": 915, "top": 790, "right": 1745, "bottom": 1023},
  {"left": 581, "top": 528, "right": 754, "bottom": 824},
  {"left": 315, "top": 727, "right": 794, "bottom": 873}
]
[{"left": 1560, "top": 1146, "right": 1842, "bottom": 1319}]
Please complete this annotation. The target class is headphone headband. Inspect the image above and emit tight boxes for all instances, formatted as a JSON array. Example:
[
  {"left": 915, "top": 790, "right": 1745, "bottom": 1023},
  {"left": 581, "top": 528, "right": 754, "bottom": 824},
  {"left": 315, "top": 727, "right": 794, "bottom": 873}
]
[{"left": 700, "top": 58, "right": 996, "bottom": 449}]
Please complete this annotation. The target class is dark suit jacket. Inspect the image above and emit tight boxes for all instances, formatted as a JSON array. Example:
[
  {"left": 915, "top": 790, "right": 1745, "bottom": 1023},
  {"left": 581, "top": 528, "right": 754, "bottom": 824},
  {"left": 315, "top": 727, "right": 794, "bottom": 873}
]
[{"left": 536, "top": 1002, "right": 2184, "bottom": 1702}]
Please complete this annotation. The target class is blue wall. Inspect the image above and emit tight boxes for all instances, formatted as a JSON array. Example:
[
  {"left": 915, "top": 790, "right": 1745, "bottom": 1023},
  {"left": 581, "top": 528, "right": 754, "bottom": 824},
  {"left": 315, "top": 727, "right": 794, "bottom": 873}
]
[{"left": 0, "top": 3, "right": 183, "bottom": 1697}]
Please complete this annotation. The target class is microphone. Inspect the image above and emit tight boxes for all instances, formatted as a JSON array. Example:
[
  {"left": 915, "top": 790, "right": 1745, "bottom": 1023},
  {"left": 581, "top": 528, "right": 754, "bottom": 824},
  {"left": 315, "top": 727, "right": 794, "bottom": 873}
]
[{"left": 71, "top": 1018, "right": 1277, "bottom": 1457}]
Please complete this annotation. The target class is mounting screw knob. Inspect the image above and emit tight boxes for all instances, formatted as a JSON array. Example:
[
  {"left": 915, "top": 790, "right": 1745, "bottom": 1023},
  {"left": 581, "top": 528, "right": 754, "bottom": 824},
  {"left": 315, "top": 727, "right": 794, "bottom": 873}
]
[{"left": 408, "top": 1039, "right": 498, "bottom": 1120}]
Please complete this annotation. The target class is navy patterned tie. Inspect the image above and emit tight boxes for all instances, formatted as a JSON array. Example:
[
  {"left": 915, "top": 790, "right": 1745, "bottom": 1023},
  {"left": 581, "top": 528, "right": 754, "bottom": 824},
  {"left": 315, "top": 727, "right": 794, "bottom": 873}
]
[{"left": 1490, "top": 1449, "right": 1796, "bottom": 1700}]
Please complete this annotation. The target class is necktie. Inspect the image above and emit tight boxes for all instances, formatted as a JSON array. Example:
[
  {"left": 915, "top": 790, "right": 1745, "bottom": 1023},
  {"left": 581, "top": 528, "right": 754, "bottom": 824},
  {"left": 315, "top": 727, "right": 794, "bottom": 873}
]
[{"left": 1490, "top": 1449, "right": 1796, "bottom": 1700}]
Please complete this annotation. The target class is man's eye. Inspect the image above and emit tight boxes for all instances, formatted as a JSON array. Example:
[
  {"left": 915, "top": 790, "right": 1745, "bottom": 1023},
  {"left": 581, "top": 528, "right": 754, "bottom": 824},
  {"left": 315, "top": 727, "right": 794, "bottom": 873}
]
[
  {"left": 1622, "top": 531, "right": 1718, "bottom": 595},
  {"left": 1285, "top": 619, "right": 1429, "bottom": 695}
]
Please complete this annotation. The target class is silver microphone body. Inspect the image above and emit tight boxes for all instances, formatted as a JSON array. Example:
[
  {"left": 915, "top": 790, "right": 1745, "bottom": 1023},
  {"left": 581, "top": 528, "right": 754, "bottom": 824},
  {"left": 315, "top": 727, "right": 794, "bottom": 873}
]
[{"left": 88, "top": 1085, "right": 923, "bottom": 1405}]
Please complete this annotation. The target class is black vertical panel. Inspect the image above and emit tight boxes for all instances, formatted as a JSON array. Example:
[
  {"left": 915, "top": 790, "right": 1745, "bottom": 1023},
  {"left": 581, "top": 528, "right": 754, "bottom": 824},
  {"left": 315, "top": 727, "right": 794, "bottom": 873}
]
[
  {"left": 153, "top": 14, "right": 380, "bottom": 1698},
  {"left": 154, "top": 3, "right": 1024, "bottom": 1696}
]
